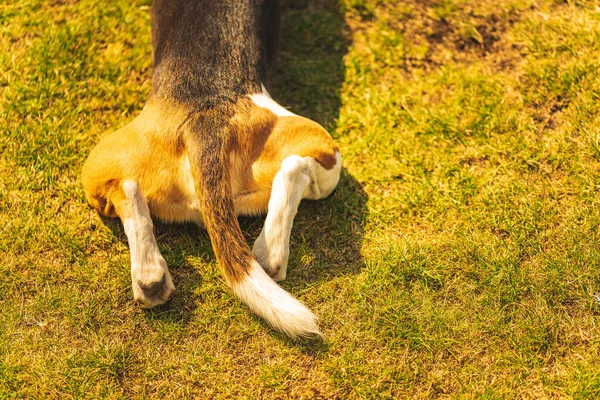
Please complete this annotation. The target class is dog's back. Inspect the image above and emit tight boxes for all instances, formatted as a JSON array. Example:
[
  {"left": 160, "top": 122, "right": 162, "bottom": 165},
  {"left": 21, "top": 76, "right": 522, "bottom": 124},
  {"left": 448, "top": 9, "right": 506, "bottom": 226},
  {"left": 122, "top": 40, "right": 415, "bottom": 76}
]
[{"left": 151, "top": 0, "right": 279, "bottom": 104}]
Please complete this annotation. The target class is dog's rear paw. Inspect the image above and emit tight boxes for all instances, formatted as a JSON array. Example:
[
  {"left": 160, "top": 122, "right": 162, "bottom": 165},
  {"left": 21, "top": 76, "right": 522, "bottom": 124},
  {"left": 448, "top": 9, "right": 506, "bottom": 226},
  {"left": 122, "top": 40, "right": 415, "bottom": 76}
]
[
  {"left": 131, "top": 256, "right": 175, "bottom": 308},
  {"left": 252, "top": 232, "right": 288, "bottom": 281}
]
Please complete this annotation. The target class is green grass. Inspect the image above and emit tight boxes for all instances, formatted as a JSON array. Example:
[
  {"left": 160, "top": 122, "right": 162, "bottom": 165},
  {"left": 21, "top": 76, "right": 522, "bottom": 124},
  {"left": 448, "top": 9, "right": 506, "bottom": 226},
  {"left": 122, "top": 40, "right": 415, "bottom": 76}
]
[{"left": 3, "top": 0, "right": 600, "bottom": 397}]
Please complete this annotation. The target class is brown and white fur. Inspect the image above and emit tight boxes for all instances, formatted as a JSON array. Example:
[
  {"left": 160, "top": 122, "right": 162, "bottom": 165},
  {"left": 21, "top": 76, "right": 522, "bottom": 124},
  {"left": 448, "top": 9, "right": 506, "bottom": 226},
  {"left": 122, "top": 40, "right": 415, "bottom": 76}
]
[{"left": 81, "top": 0, "right": 340, "bottom": 338}]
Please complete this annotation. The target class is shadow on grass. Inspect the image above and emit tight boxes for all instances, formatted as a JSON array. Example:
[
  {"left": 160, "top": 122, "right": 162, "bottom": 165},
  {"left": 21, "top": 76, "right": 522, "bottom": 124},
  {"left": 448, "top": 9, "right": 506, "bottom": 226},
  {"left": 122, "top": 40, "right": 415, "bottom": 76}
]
[
  {"left": 241, "top": 0, "right": 368, "bottom": 349},
  {"left": 273, "top": 0, "right": 367, "bottom": 286},
  {"left": 100, "top": 0, "right": 366, "bottom": 341}
]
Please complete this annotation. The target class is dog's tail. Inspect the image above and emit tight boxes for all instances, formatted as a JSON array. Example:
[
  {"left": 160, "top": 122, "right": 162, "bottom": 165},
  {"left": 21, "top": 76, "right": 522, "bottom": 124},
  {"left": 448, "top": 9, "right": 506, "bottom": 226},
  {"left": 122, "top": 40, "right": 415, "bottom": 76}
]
[{"left": 184, "top": 111, "right": 320, "bottom": 338}]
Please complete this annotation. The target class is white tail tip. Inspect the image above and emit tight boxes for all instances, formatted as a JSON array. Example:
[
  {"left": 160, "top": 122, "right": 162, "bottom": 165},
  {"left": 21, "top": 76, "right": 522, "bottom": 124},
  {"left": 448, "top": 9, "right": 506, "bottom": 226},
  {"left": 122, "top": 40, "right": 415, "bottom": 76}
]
[{"left": 232, "top": 262, "right": 321, "bottom": 338}]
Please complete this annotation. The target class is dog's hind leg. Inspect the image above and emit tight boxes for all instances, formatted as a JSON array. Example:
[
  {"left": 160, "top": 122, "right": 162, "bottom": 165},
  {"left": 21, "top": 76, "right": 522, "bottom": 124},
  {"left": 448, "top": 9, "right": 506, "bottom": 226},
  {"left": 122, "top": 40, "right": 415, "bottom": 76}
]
[
  {"left": 114, "top": 180, "right": 176, "bottom": 308},
  {"left": 252, "top": 152, "right": 342, "bottom": 281}
]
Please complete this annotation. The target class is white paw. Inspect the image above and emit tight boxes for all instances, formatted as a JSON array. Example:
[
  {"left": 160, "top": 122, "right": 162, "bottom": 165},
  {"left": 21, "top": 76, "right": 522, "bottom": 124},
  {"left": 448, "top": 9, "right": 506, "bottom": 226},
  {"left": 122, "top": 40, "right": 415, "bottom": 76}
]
[
  {"left": 131, "top": 255, "right": 175, "bottom": 308},
  {"left": 252, "top": 230, "right": 289, "bottom": 281}
]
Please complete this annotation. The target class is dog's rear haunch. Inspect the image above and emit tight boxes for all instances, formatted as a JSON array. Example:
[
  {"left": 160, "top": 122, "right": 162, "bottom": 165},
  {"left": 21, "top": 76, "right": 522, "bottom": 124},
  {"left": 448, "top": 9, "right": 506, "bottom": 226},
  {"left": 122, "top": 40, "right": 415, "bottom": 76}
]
[{"left": 81, "top": 0, "right": 341, "bottom": 338}]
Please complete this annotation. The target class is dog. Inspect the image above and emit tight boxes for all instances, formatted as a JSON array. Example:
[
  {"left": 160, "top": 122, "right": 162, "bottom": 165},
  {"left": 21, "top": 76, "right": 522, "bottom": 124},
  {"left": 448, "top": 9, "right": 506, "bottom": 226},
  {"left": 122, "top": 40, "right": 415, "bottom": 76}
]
[{"left": 81, "top": 0, "right": 341, "bottom": 338}]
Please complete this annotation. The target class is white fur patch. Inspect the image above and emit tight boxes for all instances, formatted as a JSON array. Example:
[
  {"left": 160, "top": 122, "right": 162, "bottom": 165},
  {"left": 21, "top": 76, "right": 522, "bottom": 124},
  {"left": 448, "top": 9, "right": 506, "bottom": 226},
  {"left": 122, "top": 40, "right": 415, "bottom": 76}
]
[
  {"left": 306, "top": 151, "right": 342, "bottom": 200},
  {"left": 121, "top": 180, "right": 175, "bottom": 308},
  {"left": 253, "top": 156, "right": 310, "bottom": 281},
  {"left": 249, "top": 84, "right": 295, "bottom": 117}
]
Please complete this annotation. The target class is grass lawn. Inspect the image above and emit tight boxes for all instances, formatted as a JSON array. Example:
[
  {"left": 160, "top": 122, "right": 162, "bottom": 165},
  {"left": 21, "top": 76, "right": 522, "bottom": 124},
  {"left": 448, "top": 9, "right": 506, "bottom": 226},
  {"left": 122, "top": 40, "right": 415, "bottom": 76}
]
[{"left": 3, "top": 0, "right": 600, "bottom": 397}]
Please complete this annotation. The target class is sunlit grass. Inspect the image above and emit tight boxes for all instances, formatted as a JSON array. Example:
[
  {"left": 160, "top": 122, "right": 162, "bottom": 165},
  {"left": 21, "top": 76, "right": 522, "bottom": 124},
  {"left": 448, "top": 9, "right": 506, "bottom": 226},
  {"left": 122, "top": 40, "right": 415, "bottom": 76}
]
[{"left": 2, "top": 0, "right": 600, "bottom": 397}]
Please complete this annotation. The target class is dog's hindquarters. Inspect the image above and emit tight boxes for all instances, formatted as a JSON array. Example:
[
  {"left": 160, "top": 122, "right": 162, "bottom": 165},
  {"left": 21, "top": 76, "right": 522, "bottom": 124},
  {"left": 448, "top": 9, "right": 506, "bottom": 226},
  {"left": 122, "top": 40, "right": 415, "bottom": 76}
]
[{"left": 148, "top": 0, "right": 323, "bottom": 335}]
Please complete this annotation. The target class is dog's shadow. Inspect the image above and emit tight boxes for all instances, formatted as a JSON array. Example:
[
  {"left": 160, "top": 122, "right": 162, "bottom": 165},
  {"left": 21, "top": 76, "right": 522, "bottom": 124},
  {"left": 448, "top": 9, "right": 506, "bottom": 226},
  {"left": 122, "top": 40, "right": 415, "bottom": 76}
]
[
  {"left": 101, "top": 0, "right": 367, "bottom": 334},
  {"left": 264, "top": 0, "right": 367, "bottom": 291}
]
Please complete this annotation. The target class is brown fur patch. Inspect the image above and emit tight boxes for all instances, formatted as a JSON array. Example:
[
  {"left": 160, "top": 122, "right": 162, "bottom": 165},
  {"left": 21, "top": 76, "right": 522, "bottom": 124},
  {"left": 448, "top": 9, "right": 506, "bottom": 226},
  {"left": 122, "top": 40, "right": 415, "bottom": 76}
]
[{"left": 243, "top": 112, "right": 339, "bottom": 193}]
